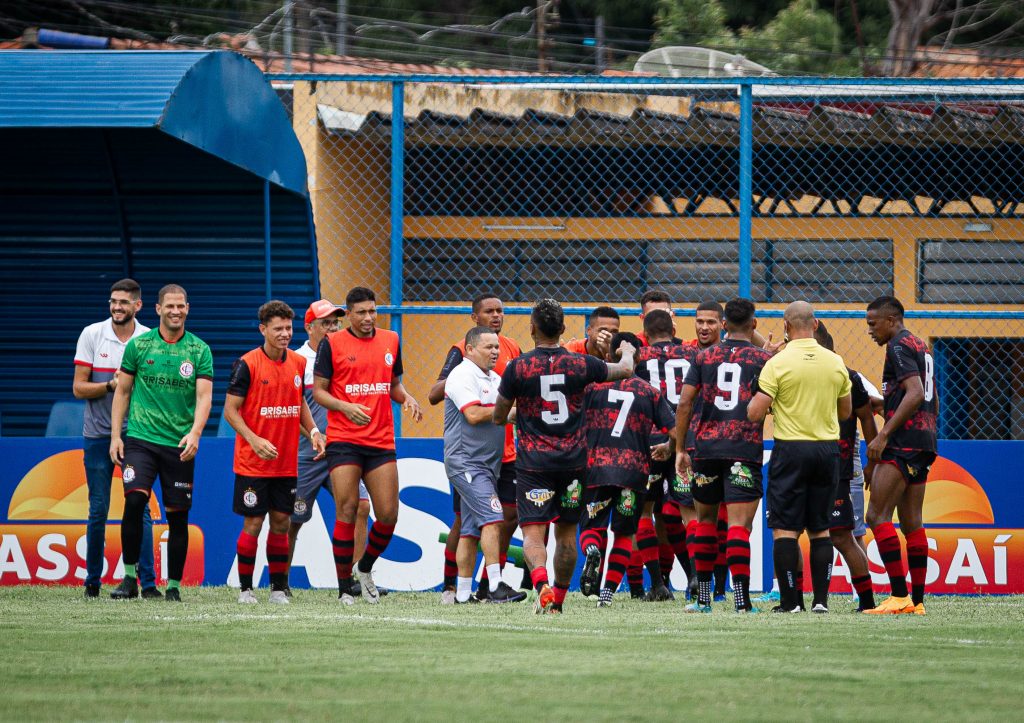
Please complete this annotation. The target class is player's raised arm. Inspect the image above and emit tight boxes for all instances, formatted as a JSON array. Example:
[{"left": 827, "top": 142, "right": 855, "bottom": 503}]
[{"left": 605, "top": 337, "right": 636, "bottom": 380}]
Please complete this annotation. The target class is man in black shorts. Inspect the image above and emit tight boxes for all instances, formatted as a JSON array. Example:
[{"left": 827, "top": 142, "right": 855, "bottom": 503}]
[
  {"left": 493, "top": 299, "right": 635, "bottom": 613},
  {"left": 676, "top": 298, "right": 773, "bottom": 613}
]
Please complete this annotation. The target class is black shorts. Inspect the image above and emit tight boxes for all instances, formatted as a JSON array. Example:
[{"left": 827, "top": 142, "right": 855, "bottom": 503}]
[
  {"left": 517, "top": 467, "right": 585, "bottom": 526},
  {"left": 766, "top": 440, "right": 839, "bottom": 533},
  {"left": 668, "top": 466, "right": 695, "bottom": 508},
  {"left": 497, "top": 461, "right": 516, "bottom": 507},
  {"left": 830, "top": 480, "right": 855, "bottom": 531},
  {"left": 880, "top": 449, "right": 936, "bottom": 486},
  {"left": 644, "top": 458, "right": 672, "bottom": 505},
  {"left": 582, "top": 484, "right": 642, "bottom": 536},
  {"left": 326, "top": 442, "right": 396, "bottom": 474},
  {"left": 233, "top": 474, "right": 297, "bottom": 517},
  {"left": 121, "top": 437, "right": 195, "bottom": 511},
  {"left": 690, "top": 458, "right": 764, "bottom": 506}
]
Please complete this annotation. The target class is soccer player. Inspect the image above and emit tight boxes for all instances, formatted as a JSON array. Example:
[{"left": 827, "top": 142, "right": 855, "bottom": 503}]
[
  {"left": 564, "top": 305, "right": 620, "bottom": 357},
  {"left": 288, "top": 300, "right": 373, "bottom": 594},
  {"left": 579, "top": 332, "right": 676, "bottom": 608},
  {"left": 73, "top": 278, "right": 158, "bottom": 598},
  {"left": 632, "top": 310, "right": 701, "bottom": 601},
  {"left": 862, "top": 295, "right": 938, "bottom": 615},
  {"left": 313, "top": 286, "right": 422, "bottom": 604},
  {"left": 748, "top": 301, "right": 852, "bottom": 614},
  {"left": 443, "top": 326, "right": 527, "bottom": 604},
  {"left": 675, "top": 298, "right": 773, "bottom": 613},
  {"left": 109, "top": 284, "right": 213, "bottom": 602},
  {"left": 493, "top": 299, "right": 635, "bottom": 613},
  {"left": 427, "top": 294, "right": 521, "bottom": 602},
  {"left": 225, "top": 301, "right": 324, "bottom": 604},
  {"left": 814, "top": 322, "right": 878, "bottom": 610}
]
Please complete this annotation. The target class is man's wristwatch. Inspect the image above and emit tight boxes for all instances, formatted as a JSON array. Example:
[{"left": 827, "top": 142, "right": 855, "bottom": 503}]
[{"left": 105, "top": 380, "right": 114, "bottom": 393}]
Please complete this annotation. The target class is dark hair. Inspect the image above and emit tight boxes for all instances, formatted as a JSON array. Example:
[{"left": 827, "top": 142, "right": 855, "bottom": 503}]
[
  {"left": 696, "top": 300, "right": 724, "bottom": 316},
  {"left": 813, "top": 320, "right": 835, "bottom": 351},
  {"left": 259, "top": 300, "right": 295, "bottom": 325},
  {"left": 639, "top": 289, "right": 671, "bottom": 308},
  {"left": 867, "top": 295, "right": 904, "bottom": 319},
  {"left": 471, "top": 293, "right": 501, "bottom": 313},
  {"left": 346, "top": 286, "right": 376, "bottom": 308},
  {"left": 110, "top": 278, "right": 141, "bottom": 300},
  {"left": 723, "top": 298, "right": 756, "bottom": 329},
  {"left": 465, "top": 325, "right": 496, "bottom": 348},
  {"left": 531, "top": 298, "right": 564, "bottom": 339},
  {"left": 642, "top": 308, "right": 674, "bottom": 338},
  {"left": 609, "top": 331, "right": 642, "bottom": 358},
  {"left": 590, "top": 305, "right": 620, "bottom": 322},
  {"left": 158, "top": 284, "right": 187, "bottom": 304}
]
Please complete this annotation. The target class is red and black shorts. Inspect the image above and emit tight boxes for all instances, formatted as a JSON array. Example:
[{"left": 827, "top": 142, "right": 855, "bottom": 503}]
[
  {"left": 121, "top": 437, "right": 195, "bottom": 511},
  {"left": 326, "top": 441, "right": 396, "bottom": 474},
  {"left": 690, "top": 458, "right": 764, "bottom": 506},
  {"left": 879, "top": 449, "right": 936, "bottom": 486},
  {"left": 516, "top": 467, "right": 585, "bottom": 526},
  {"left": 233, "top": 474, "right": 297, "bottom": 517}
]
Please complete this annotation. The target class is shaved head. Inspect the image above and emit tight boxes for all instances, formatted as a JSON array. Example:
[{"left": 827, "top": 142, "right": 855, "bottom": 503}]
[{"left": 784, "top": 301, "right": 816, "bottom": 332}]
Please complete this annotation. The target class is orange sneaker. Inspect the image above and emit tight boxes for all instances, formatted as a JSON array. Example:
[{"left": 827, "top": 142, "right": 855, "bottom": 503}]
[
  {"left": 862, "top": 595, "right": 915, "bottom": 615},
  {"left": 913, "top": 602, "right": 926, "bottom": 616},
  {"left": 534, "top": 584, "right": 554, "bottom": 614}
]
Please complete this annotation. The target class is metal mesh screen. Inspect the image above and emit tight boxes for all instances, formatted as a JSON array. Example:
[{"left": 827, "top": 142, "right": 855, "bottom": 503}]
[{"left": 276, "top": 75, "right": 1024, "bottom": 440}]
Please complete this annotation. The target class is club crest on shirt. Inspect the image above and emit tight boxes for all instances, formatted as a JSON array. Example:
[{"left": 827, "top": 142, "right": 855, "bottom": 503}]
[
  {"left": 179, "top": 360, "right": 194, "bottom": 379},
  {"left": 526, "top": 488, "right": 555, "bottom": 507},
  {"left": 384, "top": 351, "right": 394, "bottom": 367},
  {"left": 293, "top": 374, "right": 302, "bottom": 388},
  {"left": 242, "top": 488, "right": 258, "bottom": 508}
]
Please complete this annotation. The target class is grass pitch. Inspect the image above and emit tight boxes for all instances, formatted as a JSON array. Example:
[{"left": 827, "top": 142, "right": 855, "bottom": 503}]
[{"left": 1, "top": 587, "right": 1021, "bottom": 721}]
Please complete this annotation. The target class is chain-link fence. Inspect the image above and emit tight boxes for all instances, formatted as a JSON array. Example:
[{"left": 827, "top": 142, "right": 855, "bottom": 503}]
[{"left": 271, "top": 75, "right": 1024, "bottom": 441}]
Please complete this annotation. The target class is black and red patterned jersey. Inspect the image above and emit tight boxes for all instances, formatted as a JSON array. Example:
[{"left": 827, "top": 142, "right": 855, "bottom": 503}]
[
  {"left": 682, "top": 339, "right": 772, "bottom": 463},
  {"left": 882, "top": 329, "right": 937, "bottom": 453},
  {"left": 635, "top": 340, "right": 699, "bottom": 447},
  {"left": 498, "top": 346, "right": 608, "bottom": 471},
  {"left": 838, "top": 368, "right": 871, "bottom": 480},
  {"left": 584, "top": 377, "right": 676, "bottom": 491}
]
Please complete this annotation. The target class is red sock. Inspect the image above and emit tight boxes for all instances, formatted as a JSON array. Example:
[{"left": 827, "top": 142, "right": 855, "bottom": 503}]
[
  {"left": 530, "top": 566, "right": 549, "bottom": 592},
  {"left": 905, "top": 527, "right": 928, "bottom": 605},
  {"left": 596, "top": 528, "right": 609, "bottom": 578},
  {"left": 359, "top": 521, "right": 395, "bottom": 572},
  {"left": 636, "top": 518, "right": 658, "bottom": 565},
  {"left": 627, "top": 547, "right": 644, "bottom": 589},
  {"left": 579, "top": 528, "right": 604, "bottom": 555},
  {"left": 725, "top": 526, "right": 751, "bottom": 580},
  {"left": 499, "top": 552, "right": 507, "bottom": 571},
  {"left": 236, "top": 530, "right": 258, "bottom": 590},
  {"left": 604, "top": 536, "right": 632, "bottom": 591},
  {"left": 267, "top": 532, "right": 289, "bottom": 591},
  {"left": 662, "top": 502, "right": 688, "bottom": 562},
  {"left": 716, "top": 506, "right": 728, "bottom": 569},
  {"left": 694, "top": 521, "right": 717, "bottom": 580},
  {"left": 332, "top": 520, "right": 355, "bottom": 581},
  {"left": 872, "top": 522, "right": 908, "bottom": 597},
  {"left": 686, "top": 519, "right": 699, "bottom": 570},
  {"left": 443, "top": 547, "right": 457, "bottom": 584},
  {"left": 552, "top": 583, "right": 568, "bottom": 605},
  {"left": 659, "top": 542, "right": 674, "bottom": 578}
]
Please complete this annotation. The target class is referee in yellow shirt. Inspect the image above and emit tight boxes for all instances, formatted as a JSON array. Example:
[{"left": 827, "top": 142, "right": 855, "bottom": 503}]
[{"left": 748, "top": 301, "right": 852, "bottom": 614}]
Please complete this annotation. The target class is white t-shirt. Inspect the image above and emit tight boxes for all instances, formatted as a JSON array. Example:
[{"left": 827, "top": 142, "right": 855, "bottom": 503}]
[
  {"left": 442, "top": 358, "right": 504, "bottom": 478},
  {"left": 74, "top": 318, "right": 149, "bottom": 438}
]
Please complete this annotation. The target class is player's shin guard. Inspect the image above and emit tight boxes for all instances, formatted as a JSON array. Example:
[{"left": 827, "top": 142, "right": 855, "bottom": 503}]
[
  {"left": 905, "top": 528, "right": 929, "bottom": 605},
  {"left": 443, "top": 547, "right": 457, "bottom": 588},
  {"left": 871, "top": 522, "right": 908, "bottom": 598},
  {"left": 773, "top": 537, "right": 801, "bottom": 611},
  {"left": 165, "top": 510, "right": 189, "bottom": 584},
  {"left": 726, "top": 526, "right": 752, "bottom": 611},
  {"left": 603, "top": 536, "right": 632, "bottom": 593},
  {"left": 636, "top": 518, "right": 662, "bottom": 583},
  {"left": 236, "top": 530, "right": 259, "bottom": 591},
  {"left": 714, "top": 507, "right": 728, "bottom": 595},
  {"left": 332, "top": 520, "right": 355, "bottom": 586},
  {"left": 694, "top": 521, "right": 718, "bottom": 606},
  {"left": 809, "top": 537, "right": 833, "bottom": 609},
  {"left": 267, "top": 532, "right": 289, "bottom": 592},
  {"left": 120, "top": 492, "right": 148, "bottom": 569},
  {"left": 358, "top": 521, "right": 395, "bottom": 573}
]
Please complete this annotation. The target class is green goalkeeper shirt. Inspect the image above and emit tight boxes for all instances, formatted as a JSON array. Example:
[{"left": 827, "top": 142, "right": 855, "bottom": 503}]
[{"left": 120, "top": 329, "right": 214, "bottom": 447}]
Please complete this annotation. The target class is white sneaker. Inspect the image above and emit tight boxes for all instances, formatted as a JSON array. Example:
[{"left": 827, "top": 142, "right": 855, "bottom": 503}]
[
  {"left": 440, "top": 589, "right": 456, "bottom": 605},
  {"left": 356, "top": 568, "right": 380, "bottom": 604},
  {"left": 238, "top": 589, "right": 258, "bottom": 604},
  {"left": 268, "top": 590, "right": 290, "bottom": 605},
  {"left": 338, "top": 592, "right": 355, "bottom": 606},
  {"left": 811, "top": 603, "right": 829, "bottom": 614}
]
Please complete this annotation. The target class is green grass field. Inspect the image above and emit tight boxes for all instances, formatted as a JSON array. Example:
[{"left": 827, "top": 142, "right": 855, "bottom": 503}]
[{"left": 1, "top": 587, "right": 1021, "bottom": 721}]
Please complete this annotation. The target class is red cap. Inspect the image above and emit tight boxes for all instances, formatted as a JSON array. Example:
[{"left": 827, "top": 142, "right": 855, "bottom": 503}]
[{"left": 304, "top": 299, "right": 344, "bottom": 325}]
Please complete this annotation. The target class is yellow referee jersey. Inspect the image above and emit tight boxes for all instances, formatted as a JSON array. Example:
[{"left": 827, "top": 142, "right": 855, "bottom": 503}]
[{"left": 757, "top": 338, "right": 851, "bottom": 441}]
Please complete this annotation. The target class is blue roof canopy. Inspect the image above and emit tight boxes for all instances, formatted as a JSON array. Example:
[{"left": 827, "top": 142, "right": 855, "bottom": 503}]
[{"left": 0, "top": 50, "right": 307, "bottom": 196}]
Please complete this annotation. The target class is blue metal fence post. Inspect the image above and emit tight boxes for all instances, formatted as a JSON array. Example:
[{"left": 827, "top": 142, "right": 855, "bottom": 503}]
[
  {"left": 738, "top": 81, "right": 753, "bottom": 299},
  {"left": 390, "top": 81, "right": 405, "bottom": 437}
]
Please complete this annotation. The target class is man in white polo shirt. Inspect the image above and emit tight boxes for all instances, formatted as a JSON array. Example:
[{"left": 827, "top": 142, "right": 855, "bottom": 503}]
[
  {"left": 444, "top": 326, "right": 527, "bottom": 604},
  {"left": 73, "top": 278, "right": 158, "bottom": 599}
]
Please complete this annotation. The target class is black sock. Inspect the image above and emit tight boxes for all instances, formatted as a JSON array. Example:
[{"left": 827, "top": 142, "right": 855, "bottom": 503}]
[
  {"left": 809, "top": 537, "right": 833, "bottom": 608},
  {"left": 120, "top": 493, "right": 148, "bottom": 569},
  {"left": 714, "top": 564, "right": 728, "bottom": 596},
  {"left": 166, "top": 510, "right": 189, "bottom": 582},
  {"left": 773, "top": 537, "right": 800, "bottom": 610},
  {"left": 733, "top": 577, "right": 750, "bottom": 611},
  {"left": 270, "top": 573, "right": 287, "bottom": 592},
  {"left": 643, "top": 559, "right": 663, "bottom": 587}
]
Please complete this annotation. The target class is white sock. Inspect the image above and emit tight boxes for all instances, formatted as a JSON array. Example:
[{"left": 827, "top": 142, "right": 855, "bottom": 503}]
[
  {"left": 487, "top": 564, "right": 502, "bottom": 592},
  {"left": 456, "top": 576, "right": 473, "bottom": 602}
]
